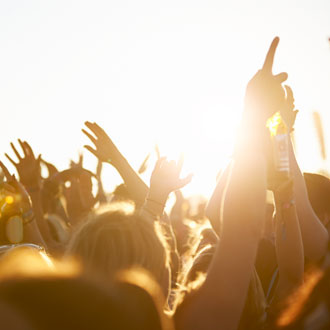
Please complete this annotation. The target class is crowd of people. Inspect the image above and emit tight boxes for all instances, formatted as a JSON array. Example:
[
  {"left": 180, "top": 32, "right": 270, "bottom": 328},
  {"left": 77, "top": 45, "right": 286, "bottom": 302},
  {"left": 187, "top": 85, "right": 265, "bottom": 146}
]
[{"left": 0, "top": 36, "right": 330, "bottom": 330}]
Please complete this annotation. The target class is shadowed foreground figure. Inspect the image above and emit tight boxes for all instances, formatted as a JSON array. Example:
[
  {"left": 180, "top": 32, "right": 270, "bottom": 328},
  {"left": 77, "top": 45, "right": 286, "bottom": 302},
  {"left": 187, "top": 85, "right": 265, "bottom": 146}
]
[{"left": 0, "top": 247, "right": 173, "bottom": 330}]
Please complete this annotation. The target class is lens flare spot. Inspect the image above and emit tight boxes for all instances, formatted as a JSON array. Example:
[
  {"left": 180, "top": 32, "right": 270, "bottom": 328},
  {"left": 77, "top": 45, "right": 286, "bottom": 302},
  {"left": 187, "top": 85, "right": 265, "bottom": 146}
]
[{"left": 5, "top": 196, "right": 14, "bottom": 204}]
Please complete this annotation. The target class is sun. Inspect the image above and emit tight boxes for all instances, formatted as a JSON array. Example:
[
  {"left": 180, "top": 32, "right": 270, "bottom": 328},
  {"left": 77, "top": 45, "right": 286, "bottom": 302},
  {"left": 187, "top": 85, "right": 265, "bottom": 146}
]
[{"left": 151, "top": 101, "right": 241, "bottom": 197}]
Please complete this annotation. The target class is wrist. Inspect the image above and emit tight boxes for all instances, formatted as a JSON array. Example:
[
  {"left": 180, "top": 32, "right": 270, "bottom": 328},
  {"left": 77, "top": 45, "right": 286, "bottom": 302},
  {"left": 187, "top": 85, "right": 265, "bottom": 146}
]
[
  {"left": 147, "top": 191, "right": 168, "bottom": 206},
  {"left": 106, "top": 151, "right": 123, "bottom": 168},
  {"left": 146, "top": 184, "right": 169, "bottom": 205},
  {"left": 143, "top": 192, "right": 167, "bottom": 219}
]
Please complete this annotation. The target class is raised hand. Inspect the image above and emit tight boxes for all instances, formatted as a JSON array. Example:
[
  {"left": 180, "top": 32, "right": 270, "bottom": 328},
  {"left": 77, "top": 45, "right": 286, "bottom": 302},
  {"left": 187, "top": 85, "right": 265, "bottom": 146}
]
[
  {"left": 149, "top": 157, "right": 192, "bottom": 204},
  {"left": 0, "top": 161, "right": 33, "bottom": 217},
  {"left": 281, "top": 85, "right": 299, "bottom": 132},
  {"left": 0, "top": 160, "right": 47, "bottom": 247},
  {"left": 82, "top": 121, "right": 149, "bottom": 206},
  {"left": 0, "top": 159, "right": 15, "bottom": 183},
  {"left": 244, "top": 37, "right": 288, "bottom": 125},
  {"left": 82, "top": 121, "right": 120, "bottom": 165},
  {"left": 5, "top": 140, "right": 42, "bottom": 190}
]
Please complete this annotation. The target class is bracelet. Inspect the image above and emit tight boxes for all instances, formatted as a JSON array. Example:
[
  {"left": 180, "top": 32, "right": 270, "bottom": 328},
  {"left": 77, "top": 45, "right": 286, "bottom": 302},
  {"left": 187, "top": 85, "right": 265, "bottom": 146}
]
[
  {"left": 146, "top": 198, "right": 165, "bottom": 207},
  {"left": 281, "top": 199, "right": 295, "bottom": 210}
]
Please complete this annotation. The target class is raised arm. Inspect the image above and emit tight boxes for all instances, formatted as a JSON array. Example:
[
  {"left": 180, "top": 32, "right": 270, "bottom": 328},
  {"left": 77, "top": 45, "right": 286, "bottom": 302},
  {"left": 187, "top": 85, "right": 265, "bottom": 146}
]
[
  {"left": 177, "top": 136, "right": 269, "bottom": 330},
  {"left": 95, "top": 159, "right": 107, "bottom": 204},
  {"left": 205, "top": 162, "right": 232, "bottom": 235},
  {"left": 176, "top": 37, "right": 288, "bottom": 330},
  {"left": 5, "top": 141, "right": 53, "bottom": 246},
  {"left": 0, "top": 161, "right": 46, "bottom": 247},
  {"left": 142, "top": 157, "right": 192, "bottom": 219},
  {"left": 272, "top": 179, "right": 304, "bottom": 302},
  {"left": 140, "top": 157, "right": 192, "bottom": 294},
  {"left": 288, "top": 140, "right": 328, "bottom": 262},
  {"left": 82, "top": 121, "right": 149, "bottom": 206},
  {"left": 281, "top": 86, "right": 328, "bottom": 262}
]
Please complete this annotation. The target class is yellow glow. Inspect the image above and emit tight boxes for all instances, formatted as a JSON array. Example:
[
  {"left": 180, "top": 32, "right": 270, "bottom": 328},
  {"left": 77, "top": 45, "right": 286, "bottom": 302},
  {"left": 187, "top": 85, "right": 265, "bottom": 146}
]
[
  {"left": 151, "top": 100, "right": 238, "bottom": 196},
  {"left": 267, "top": 112, "right": 282, "bottom": 136},
  {"left": 5, "top": 196, "right": 14, "bottom": 205},
  {"left": 0, "top": 247, "right": 81, "bottom": 280}
]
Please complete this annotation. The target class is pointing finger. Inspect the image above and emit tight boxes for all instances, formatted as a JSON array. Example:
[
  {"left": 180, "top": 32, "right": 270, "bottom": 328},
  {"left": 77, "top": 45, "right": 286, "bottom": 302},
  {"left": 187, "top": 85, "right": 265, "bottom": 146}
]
[{"left": 262, "top": 37, "right": 279, "bottom": 73}]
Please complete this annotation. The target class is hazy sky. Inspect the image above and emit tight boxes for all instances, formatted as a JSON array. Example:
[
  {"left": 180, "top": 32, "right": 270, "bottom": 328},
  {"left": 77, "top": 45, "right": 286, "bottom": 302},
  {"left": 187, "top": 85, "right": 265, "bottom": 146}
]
[{"left": 0, "top": 0, "right": 330, "bottom": 196}]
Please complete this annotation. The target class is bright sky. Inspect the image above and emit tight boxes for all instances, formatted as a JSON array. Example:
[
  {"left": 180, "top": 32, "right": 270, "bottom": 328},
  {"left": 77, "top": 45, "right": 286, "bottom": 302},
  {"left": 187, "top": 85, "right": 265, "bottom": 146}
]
[{"left": 0, "top": 0, "right": 329, "bottom": 197}]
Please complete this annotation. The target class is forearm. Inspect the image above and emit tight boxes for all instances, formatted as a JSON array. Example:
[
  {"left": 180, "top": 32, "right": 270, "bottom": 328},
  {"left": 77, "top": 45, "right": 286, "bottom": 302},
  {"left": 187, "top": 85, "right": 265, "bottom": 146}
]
[
  {"left": 96, "top": 180, "right": 107, "bottom": 204},
  {"left": 112, "top": 156, "right": 149, "bottom": 206},
  {"left": 288, "top": 139, "right": 328, "bottom": 261},
  {"left": 180, "top": 153, "right": 267, "bottom": 330},
  {"left": 140, "top": 193, "right": 180, "bottom": 289},
  {"left": 140, "top": 187, "right": 168, "bottom": 219},
  {"left": 205, "top": 162, "right": 233, "bottom": 234},
  {"left": 274, "top": 204, "right": 304, "bottom": 299}
]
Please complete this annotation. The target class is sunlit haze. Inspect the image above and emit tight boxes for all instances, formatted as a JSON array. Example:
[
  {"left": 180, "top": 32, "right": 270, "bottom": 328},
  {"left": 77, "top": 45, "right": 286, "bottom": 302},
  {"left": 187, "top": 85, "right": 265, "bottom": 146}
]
[{"left": 1, "top": 0, "right": 330, "bottom": 197}]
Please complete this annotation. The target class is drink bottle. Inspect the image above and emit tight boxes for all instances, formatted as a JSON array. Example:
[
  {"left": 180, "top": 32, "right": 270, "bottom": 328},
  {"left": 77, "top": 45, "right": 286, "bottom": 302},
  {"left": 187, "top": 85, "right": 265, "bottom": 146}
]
[{"left": 267, "top": 112, "right": 290, "bottom": 179}]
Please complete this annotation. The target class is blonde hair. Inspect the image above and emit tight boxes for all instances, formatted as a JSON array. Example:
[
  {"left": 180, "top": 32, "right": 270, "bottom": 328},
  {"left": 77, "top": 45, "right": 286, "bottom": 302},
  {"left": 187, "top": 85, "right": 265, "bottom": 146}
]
[
  {"left": 0, "top": 244, "right": 79, "bottom": 279},
  {"left": 66, "top": 203, "right": 170, "bottom": 288}
]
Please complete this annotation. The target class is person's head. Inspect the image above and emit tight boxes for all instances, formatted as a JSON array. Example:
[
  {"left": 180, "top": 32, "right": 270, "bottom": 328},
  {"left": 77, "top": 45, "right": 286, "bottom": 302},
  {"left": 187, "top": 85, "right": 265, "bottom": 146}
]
[
  {"left": 0, "top": 242, "right": 173, "bottom": 330},
  {"left": 304, "top": 173, "right": 330, "bottom": 231},
  {"left": 0, "top": 244, "right": 53, "bottom": 278},
  {"left": 0, "top": 275, "right": 174, "bottom": 330},
  {"left": 111, "top": 184, "right": 133, "bottom": 203},
  {"left": 66, "top": 203, "right": 171, "bottom": 296},
  {"left": 0, "top": 247, "right": 173, "bottom": 330}
]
